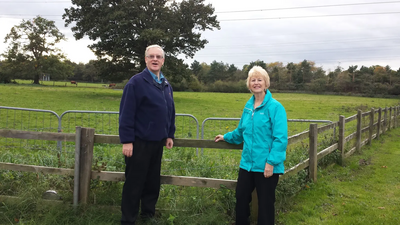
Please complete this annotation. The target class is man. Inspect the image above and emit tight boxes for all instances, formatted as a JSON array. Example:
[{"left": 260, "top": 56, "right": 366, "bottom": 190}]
[{"left": 119, "top": 44, "right": 175, "bottom": 225}]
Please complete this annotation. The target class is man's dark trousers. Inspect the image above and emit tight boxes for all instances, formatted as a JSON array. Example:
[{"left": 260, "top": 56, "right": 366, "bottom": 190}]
[{"left": 121, "top": 138, "right": 164, "bottom": 225}]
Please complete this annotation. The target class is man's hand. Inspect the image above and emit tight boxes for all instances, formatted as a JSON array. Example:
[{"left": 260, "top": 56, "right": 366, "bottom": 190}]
[
  {"left": 264, "top": 163, "right": 274, "bottom": 178},
  {"left": 122, "top": 143, "right": 133, "bottom": 157},
  {"left": 166, "top": 138, "right": 174, "bottom": 149}
]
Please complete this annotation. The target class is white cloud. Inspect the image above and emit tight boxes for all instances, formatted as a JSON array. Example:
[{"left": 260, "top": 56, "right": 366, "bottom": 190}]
[{"left": 1, "top": 0, "right": 400, "bottom": 71}]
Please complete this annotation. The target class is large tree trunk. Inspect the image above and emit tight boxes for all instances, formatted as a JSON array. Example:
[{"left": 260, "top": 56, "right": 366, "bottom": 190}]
[{"left": 33, "top": 72, "right": 40, "bottom": 84}]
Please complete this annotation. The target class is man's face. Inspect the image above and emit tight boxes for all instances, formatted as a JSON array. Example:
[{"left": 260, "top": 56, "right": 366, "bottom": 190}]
[{"left": 145, "top": 47, "right": 164, "bottom": 75}]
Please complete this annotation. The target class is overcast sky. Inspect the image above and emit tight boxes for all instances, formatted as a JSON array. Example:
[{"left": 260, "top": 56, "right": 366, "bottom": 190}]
[{"left": 1, "top": 0, "right": 400, "bottom": 72}]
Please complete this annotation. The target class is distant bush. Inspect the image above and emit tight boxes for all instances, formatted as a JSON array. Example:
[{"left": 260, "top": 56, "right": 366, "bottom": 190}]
[{"left": 205, "top": 80, "right": 248, "bottom": 93}]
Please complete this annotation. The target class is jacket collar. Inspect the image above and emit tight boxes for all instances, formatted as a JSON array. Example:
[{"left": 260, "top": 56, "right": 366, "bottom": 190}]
[
  {"left": 246, "top": 90, "right": 272, "bottom": 109},
  {"left": 142, "top": 68, "right": 170, "bottom": 87}
]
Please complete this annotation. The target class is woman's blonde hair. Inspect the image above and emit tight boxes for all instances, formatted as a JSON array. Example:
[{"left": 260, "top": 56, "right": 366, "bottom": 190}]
[{"left": 246, "top": 66, "right": 270, "bottom": 91}]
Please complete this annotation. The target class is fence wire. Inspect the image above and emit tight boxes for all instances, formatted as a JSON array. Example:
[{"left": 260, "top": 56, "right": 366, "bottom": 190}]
[{"left": 0, "top": 106, "right": 343, "bottom": 175}]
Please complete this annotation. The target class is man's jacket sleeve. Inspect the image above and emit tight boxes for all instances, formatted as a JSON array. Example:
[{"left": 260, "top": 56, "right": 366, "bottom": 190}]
[
  {"left": 168, "top": 87, "right": 176, "bottom": 139},
  {"left": 119, "top": 84, "right": 136, "bottom": 143}
]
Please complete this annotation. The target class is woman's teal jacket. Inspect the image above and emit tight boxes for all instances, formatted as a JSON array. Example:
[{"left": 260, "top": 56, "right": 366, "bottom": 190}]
[{"left": 223, "top": 90, "right": 288, "bottom": 174}]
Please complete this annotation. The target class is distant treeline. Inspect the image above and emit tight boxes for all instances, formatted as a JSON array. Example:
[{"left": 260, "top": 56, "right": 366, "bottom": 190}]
[
  {"left": 1, "top": 59, "right": 399, "bottom": 96},
  {"left": 177, "top": 60, "right": 400, "bottom": 96}
]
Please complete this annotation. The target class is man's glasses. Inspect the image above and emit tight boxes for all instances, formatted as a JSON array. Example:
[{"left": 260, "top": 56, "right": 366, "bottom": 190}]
[{"left": 146, "top": 54, "right": 164, "bottom": 60}]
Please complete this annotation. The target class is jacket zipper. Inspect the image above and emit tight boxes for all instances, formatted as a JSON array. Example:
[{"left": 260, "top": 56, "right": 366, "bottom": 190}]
[
  {"left": 162, "top": 81, "right": 169, "bottom": 137},
  {"left": 250, "top": 107, "right": 255, "bottom": 171}
]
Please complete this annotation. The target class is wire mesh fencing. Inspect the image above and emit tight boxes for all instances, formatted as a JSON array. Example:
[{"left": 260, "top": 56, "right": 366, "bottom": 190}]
[
  {"left": 0, "top": 106, "right": 73, "bottom": 168},
  {"left": 1, "top": 106, "right": 335, "bottom": 175},
  {"left": 0, "top": 107, "right": 201, "bottom": 172}
]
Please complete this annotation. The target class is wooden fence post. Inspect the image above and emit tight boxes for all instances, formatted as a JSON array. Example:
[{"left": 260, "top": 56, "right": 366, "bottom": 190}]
[
  {"left": 377, "top": 108, "right": 382, "bottom": 139},
  {"left": 79, "top": 127, "right": 95, "bottom": 204},
  {"left": 398, "top": 105, "right": 400, "bottom": 127},
  {"left": 338, "top": 116, "right": 345, "bottom": 165},
  {"left": 388, "top": 107, "right": 392, "bottom": 131},
  {"left": 356, "top": 110, "right": 362, "bottom": 153},
  {"left": 309, "top": 124, "right": 318, "bottom": 182},
  {"left": 396, "top": 106, "right": 399, "bottom": 128},
  {"left": 369, "top": 108, "right": 374, "bottom": 145},
  {"left": 73, "top": 126, "right": 82, "bottom": 207},
  {"left": 394, "top": 106, "right": 396, "bottom": 128},
  {"left": 383, "top": 107, "right": 388, "bottom": 133}
]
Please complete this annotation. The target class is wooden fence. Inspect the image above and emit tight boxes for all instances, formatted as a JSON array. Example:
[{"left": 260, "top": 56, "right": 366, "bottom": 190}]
[{"left": 1, "top": 105, "right": 399, "bottom": 219}]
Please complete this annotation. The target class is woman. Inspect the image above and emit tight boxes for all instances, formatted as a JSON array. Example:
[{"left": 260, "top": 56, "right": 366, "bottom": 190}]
[{"left": 215, "top": 66, "right": 288, "bottom": 225}]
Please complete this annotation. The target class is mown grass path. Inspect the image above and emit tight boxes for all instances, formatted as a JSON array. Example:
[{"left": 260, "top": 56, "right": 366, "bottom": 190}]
[{"left": 277, "top": 128, "right": 400, "bottom": 225}]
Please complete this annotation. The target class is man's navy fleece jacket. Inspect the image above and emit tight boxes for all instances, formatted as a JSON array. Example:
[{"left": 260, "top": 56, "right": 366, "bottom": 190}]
[{"left": 119, "top": 68, "right": 175, "bottom": 143}]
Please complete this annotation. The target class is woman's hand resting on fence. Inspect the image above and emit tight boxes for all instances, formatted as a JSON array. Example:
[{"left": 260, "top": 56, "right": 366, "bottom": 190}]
[
  {"left": 122, "top": 143, "right": 133, "bottom": 157},
  {"left": 214, "top": 135, "right": 224, "bottom": 142}
]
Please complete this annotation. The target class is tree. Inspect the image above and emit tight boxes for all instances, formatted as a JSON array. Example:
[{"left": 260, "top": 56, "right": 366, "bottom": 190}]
[
  {"left": 226, "top": 64, "right": 238, "bottom": 81},
  {"left": 243, "top": 60, "right": 267, "bottom": 75},
  {"left": 347, "top": 65, "right": 358, "bottom": 82},
  {"left": 0, "top": 61, "right": 12, "bottom": 83},
  {"left": 40, "top": 55, "right": 74, "bottom": 81},
  {"left": 286, "top": 62, "right": 296, "bottom": 83},
  {"left": 206, "top": 60, "right": 227, "bottom": 83},
  {"left": 197, "top": 62, "right": 210, "bottom": 83},
  {"left": 191, "top": 60, "right": 202, "bottom": 76},
  {"left": 84, "top": 60, "right": 100, "bottom": 82},
  {"left": 296, "top": 60, "right": 312, "bottom": 84},
  {"left": 266, "top": 62, "right": 284, "bottom": 84},
  {"left": 63, "top": 0, "right": 220, "bottom": 82},
  {"left": 3, "top": 16, "right": 66, "bottom": 84}
]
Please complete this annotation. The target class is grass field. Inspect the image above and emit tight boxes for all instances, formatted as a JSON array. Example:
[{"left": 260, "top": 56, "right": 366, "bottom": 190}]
[
  {"left": 15, "top": 79, "right": 107, "bottom": 88},
  {"left": 276, "top": 128, "right": 400, "bottom": 225},
  {"left": 1, "top": 83, "right": 399, "bottom": 121},
  {"left": 0, "top": 83, "right": 400, "bottom": 224}
]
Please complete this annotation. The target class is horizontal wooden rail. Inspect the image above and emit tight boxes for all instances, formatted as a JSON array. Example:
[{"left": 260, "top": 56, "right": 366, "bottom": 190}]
[
  {"left": 0, "top": 130, "right": 244, "bottom": 150},
  {"left": 280, "top": 158, "right": 309, "bottom": 180},
  {"left": 0, "top": 129, "right": 75, "bottom": 141},
  {"left": 90, "top": 171, "right": 237, "bottom": 189},
  {"left": 345, "top": 132, "right": 356, "bottom": 142},
  {"left": 317, "top": 143, "right": 338, "bottom": 160},
  {"left": 94, "top": 134, "right": 244, "bottom": 149},
  {"left": 0, "top": 162, "right": 74, "bottom": 176},
  {"left": 345, "top": 115, "right": 357, "bottom": 123},
  {"left": 288, "top": 130, "right": 309, "bottom": 145},
  {"left": 281, "top": 143, "right": 339, "bottom": 180},
  {"left": 0, "top": 162, "right": 237, "bottom": 190},
  {"left": 94, "top": 134, "right": 119, "bottom": 144},
  {"left": 361, "top": 126, "right": 369, "bottom": 134},
  {"left": 317, "top": 122, "right": 338, "bottom": 134},
  {"left": 362, "top": 111, "right": 370, "bottom": 117},
  {"left": 344, "top": 138, "right": 369, "bottom": 158},
  {"left": 345, "top": 147, "right": 357, "bottom": 158}
]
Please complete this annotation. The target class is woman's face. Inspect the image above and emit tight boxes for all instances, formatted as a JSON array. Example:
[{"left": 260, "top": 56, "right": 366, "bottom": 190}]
[{"left": 249, "top": 76, "right": 266, "bottom": 94}]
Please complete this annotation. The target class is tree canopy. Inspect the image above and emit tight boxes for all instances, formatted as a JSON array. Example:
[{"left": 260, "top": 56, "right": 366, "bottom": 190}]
[
  {"left": 3, "top": 16, "right": 68, "bottom": 84},
  {"left": 63, "top": 0, "right": 220, "bottom": 82}
]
